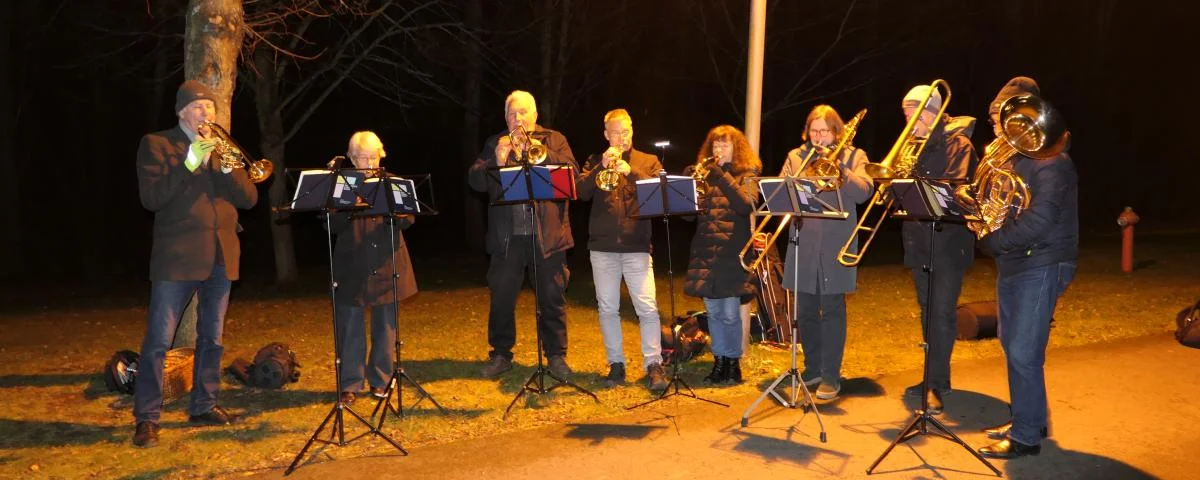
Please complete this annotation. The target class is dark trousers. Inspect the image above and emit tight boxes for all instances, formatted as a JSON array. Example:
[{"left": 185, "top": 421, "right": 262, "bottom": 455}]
[
  {"left": 335, "top": 302, "right": 397, "bottom": 392},
  {"left": 796, "top": 290, "right": 848, "bottom": 383},
  {"left": 910, "top": 265, "right": 967, "bottom": 391},
  {"left": 486, "top": 235, "right": 569, "bottom": 360},
  {"left": 134, "top": 262, "right": 230, "bottom": 423}
]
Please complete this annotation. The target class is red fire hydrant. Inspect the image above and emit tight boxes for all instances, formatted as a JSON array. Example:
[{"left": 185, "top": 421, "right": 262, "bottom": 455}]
[{"left": 1117, "top": 207, "right": 1139, "bottom": 273}]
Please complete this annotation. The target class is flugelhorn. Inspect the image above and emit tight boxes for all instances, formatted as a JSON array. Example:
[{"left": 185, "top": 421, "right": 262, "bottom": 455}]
[
  {"left": 202, "top": 121, "right": 273, "bottom": 183},
  {"left": 686, "top": 155, "right": 719, "bottom": 196},
  {"left": 961, "top": 94, "right": 1068, "bottom": 238},
  {"left": 837, "top": 80, "right": 951, "bottom": 267},
  {"left": 595, "top": 142, "right": 628, "bottom": 192}
]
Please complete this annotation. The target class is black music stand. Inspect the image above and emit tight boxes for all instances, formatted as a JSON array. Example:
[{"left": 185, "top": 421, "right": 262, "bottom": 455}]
[
  {"left": 353, "top": 170, "right": 449, "bottom": 426},
  {"left": 278, "top": 165, "right": 406, "bottom": 476},
  {"left": 484, "top": 161, "right": 599, "bottom": 420},
  {"left": 626, "top": 171, "right": 727, "bottom": 410},
  {"left": 866, "top": 177, "right": 999, "bottom": 476},
  {"left": 739, "top": 175, "right": 849, "bottom": 441}
]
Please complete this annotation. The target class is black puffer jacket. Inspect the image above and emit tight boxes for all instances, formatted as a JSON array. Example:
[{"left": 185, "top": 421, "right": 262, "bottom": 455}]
[{"left": 684, "top": 164, "right": 758, "bottom": 299}]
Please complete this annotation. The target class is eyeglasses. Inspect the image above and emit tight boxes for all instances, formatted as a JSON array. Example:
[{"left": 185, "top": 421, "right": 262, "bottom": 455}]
[
  {"left": 351, "top": 155, "right": 380, "bottom": 162},
  {"left": 808, "top": 128, "right": 832, "bottom": 136}
]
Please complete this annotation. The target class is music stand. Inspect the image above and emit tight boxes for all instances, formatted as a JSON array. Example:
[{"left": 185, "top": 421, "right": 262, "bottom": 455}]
[
  {"left": 483, "top": 161, "right": 599, "bottom": 420},
  {"left": 626, "top": 171, "right": 727, "bottom": 410},
  {"left": 739, "top": 175, "right": 848, "bottom": 441},
  {"left": 278, "top": 165, "right": 406, "bottom": 476},
  {"left": 354, "top": 170, "right": 449, "bottom": 426},
  {"left": 866, "top": 177, "right": 999, "bottom": 476}
]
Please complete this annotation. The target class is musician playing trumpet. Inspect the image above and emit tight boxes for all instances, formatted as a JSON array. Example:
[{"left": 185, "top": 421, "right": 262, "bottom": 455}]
[
  {"left": 779, "top": 105, "right": 873, "bottom": 401},
  {"left": 576, "top": 109, "right": 668, "bottom": 391}
]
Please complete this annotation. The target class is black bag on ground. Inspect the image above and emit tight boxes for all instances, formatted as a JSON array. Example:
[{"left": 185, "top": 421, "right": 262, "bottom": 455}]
[
  {"left": 1176, "top": 301, "right": 1200, "bottom": 349},
  {"left": 103, "top": 350, "right": 140, "bottom": 394},
  {"left": 239, "top": 342, "right": 301, "bottom": 389},
  {"left": 660, "top": 311, "right": 710, "bottom": 365}
]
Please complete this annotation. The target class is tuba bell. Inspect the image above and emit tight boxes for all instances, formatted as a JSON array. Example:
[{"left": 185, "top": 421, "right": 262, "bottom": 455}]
[
  {"left": 202, "top": 121, "right": 273, "bottom": 183},
  {"left": 962, "top": 94, "right": 1068, "bottom": 238}
]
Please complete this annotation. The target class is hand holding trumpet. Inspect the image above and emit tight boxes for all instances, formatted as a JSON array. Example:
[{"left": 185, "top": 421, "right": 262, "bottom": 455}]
[{"left": 602, "top": 146, "right": 631, "bottom": 175}]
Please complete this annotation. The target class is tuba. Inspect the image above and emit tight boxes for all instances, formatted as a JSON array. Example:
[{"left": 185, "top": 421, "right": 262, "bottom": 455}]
[
  {"left": 595, "top": 142, "right": 628, "bottom": 192},
  {"left": 202, "top": 121, "right": 273, "bottom": 183},
  {"left": 962, "top": 94, "right": 1068, "bottom": 238},
  {"left": 837, "top": 79, "right": 951, "bottom": 267}
]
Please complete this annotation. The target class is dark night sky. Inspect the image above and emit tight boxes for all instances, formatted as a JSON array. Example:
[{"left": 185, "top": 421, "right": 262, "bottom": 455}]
[{"left": 2, "top": 0, "right": 1196, "bottom": 286}]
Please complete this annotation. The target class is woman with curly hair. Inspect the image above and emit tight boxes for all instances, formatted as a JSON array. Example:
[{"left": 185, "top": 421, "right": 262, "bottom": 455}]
[{"left": 683, "top": 125, "right": 762, "bottom": 384}]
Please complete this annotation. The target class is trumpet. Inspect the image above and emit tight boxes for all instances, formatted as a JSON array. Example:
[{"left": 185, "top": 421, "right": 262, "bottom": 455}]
[
  {"left": 201, "top": 121, "right": 273, "bottom": 183},
  {"left": 837, "top": 79, "right": 951, "bottom": 267},
  {"left": 686, "top": 155, "right": 719, "bottom": 196},
  {"left": 595, "top": 142, "right": 628, "bottom": 192},
  {"left": 505, "top": 125, "right": 547, "bottom": 164},
  {"left": 962, "top": 93, "right": 1068, "bottom": 238}
]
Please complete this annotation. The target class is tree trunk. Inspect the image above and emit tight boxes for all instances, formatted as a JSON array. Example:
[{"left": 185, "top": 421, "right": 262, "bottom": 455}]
[
  {"left": 253, "top": 48, "right": 299, "bottom": 283},
  {"left": 184, "top": 0, "right": 243, "bottom": 129},
  {"left": 462, "top": 0, "right": 485, "bottom": 251}
]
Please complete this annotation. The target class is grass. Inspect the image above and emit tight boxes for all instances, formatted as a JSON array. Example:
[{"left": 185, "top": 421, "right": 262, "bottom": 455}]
[{"left": 0, "top": 230, "right": 1196, "bottom": 478}]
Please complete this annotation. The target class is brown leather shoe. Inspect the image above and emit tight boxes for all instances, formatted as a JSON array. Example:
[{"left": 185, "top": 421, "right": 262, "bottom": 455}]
[
  {"left": 370, "top": 386, "right": 388, "bottom": 399},
  {"left": 188, "top": 406, "right": 241, "bottom": 426},
  {"left": 132, "top": 421, "right": 159, "bottom": 448},
  {"left": 339, "top": 391, "right": 356, "bottom": 406}
]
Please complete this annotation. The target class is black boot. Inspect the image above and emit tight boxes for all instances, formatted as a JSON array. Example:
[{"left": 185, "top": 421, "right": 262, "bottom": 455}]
[
  {"left": 704, "top": 356, "right": 727, "bottom": 384},
  {"left": 724, "top": 357, "right": 743, "bottom": 384}
]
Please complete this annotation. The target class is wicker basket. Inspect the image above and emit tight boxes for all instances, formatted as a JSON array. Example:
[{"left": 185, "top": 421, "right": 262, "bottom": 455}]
[{"left": 162, "top": 348, "right": 195, "bottom": 403}]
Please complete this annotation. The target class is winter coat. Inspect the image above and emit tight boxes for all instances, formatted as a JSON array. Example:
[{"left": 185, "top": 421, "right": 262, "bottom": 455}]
[
  {"left": 780, "top": 144, "right": 874, "bottom": 295},
  {"left": 467, "top": 126, "right": 578, "bottom": 258},
  {"left": 576, "top": 148, "right": 663, "bottom": 253},
  {"left": 330, "top": 212, "right": 419, "bottom": 306},
  {"left": 684, "top": 163, "right": 759, "bottom": 299},
  {"left": 979, "top": 151, "right": 1078, "bottom": 275},
  {"left": 901, "top": 116, "right": 978, "bottom": 272},
  {"left": 136, "top": 126, "right": 258, "bottom": 281}
]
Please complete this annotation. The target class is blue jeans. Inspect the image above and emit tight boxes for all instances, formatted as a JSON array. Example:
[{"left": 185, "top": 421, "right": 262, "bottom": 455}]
[
  {"left": 134, "top": 262, "right": 231, "bottom": 423},
  {"left": 336, "top": 302, "right": 397, "bottom": 392},
  {"left": 704, "top": 297, "right": 743, "bottom": 358},
  {"left": 796, "top": 289, "right": 847, "bottom": 384},
  {"left": 590, "top": 251, "right": 662, "bottom": 367},
  {"left": 997, "top": 261, "right": 1076, "bottom": 446}
]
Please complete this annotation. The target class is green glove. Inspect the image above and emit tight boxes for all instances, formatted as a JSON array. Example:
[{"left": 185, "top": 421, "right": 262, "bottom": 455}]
[{"left": 187, "top": 139, "right": 216, "bottom": 172}]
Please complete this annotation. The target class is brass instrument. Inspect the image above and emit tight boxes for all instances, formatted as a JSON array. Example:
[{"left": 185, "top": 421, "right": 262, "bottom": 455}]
[
  {"left": 738, "top": 109, "right": 868, "bottom": 272},
  {"left": 963, "top": 94, "right": 1068, "bottom": 238},
  {"left": 802, "top": 108, "right": 867, "bottom": 191},
  {"left": 506, "top": 125, "right": 547, "bottom": 164},
  {"left": 595, "top": 143, "right": 628, "bottom": 192},
  {"left": 202, "top": 121, "right": 273, "bottom": 183},
  {"left": 837, "top": 80, "right": 951, "bottom": 267},
  {"left": 687, "top": 155, "right": 719, "bottom": 196}
]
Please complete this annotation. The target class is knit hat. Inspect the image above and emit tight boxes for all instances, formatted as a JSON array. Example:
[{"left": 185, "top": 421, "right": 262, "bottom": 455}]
[
  {"left": 990, "top": 76, "right": 1040, "bottom": 116},
  {"left": 175, "top": 80, "right": 217, "bottom": 113},
  {"left": 902, "top": 85, "right": 942, "bottom": 114}
]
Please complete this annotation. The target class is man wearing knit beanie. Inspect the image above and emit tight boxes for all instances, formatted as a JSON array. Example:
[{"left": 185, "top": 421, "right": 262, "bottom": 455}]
[
  {"left": 976, "top": 76, "right": 1078, "bottom": 460},
  {"left": 131, "top": 79, "right": 257, "bottom": 447},
  {"left": 895, "top": 81, "right": 979, "bottom": 417}
]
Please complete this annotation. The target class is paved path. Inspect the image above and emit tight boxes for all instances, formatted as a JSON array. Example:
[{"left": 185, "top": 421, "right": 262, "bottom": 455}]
[{"left": 261, "top": 334, "right": 1200, "bottom": 479}]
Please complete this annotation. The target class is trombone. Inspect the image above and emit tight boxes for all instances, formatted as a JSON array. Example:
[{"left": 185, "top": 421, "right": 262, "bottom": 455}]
[
  {"left": 836, "top": 79, "right": 951, "bottom": 267},
  {"left": 738, "top": 108, "right": 867, "bottom": 272}
]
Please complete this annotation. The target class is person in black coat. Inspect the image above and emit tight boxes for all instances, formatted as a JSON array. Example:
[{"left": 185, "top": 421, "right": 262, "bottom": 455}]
[
  {"left": 132, "top": 80, "right": 258, "bottom": 448},
  {"left": 330, "top": 131, "right": 419, "bottom": 406},
  {"left": 683, "top": 125, "right": 761, "bottom": 385},
  {"left": 897, "top": 83, "right": 979, "bottom": 414},
  {"left": 467, "top": 90, "right": 579, "bottom": 380},
  {"left": 974, "top": 77, "right": 1078, "bottom": 459}
]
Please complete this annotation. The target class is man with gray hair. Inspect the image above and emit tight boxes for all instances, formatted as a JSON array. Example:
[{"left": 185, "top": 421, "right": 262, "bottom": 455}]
[{"left": 468, "top": 90, "right": 579, "bottom": 380}]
